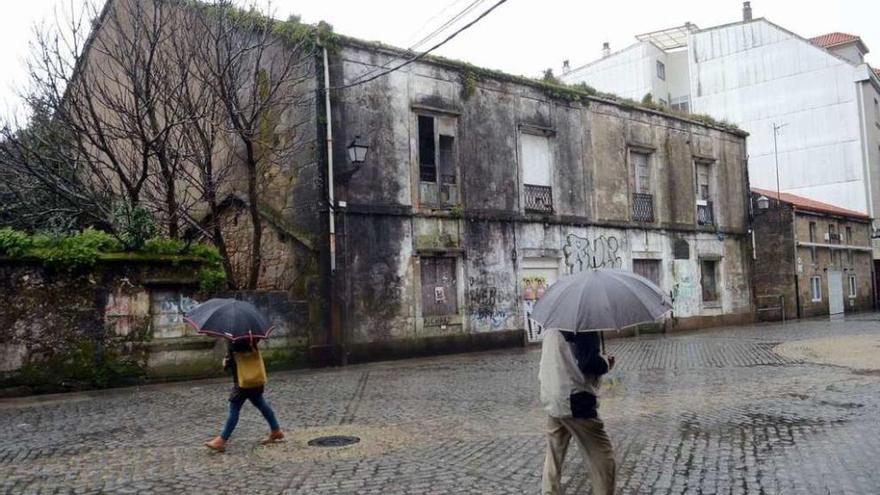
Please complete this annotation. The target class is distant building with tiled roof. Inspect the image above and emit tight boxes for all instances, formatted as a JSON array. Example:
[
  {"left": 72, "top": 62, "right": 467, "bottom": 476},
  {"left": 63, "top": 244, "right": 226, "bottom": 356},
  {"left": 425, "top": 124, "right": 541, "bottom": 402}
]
[
  {"left": 751, "top": 188, "right": 870, "bottom": 220},
  {"left": 750, "top": 188, "right": 874, "bottom": 319},
  {"left": 562, "top": 1, "right": 880, "bottom": 260}
]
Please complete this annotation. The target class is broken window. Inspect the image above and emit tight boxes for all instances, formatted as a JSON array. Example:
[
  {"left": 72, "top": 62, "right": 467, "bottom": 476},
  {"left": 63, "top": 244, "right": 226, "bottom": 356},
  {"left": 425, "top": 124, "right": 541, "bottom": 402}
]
[
  {"left": 420, "top": 257, "right": 458, "bottom": 317},
  {"left": 700, "top": 259, "right": 719, "bottom": 303},
  {"left": 417, "top": 114, "right": 458, "bottom": 206},
  {"left": 418, "top": 116, "right": 436, "bottom": 182},
  {"left": 521, "top": 132, "right": 553, "bottom": 212}
]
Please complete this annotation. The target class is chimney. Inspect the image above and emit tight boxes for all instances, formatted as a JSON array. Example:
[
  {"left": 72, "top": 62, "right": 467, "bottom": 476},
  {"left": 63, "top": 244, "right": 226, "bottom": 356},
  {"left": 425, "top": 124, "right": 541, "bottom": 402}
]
[
  {"left": 562, "top": 60, "right": 570, "bottom": 74},
  {"left": 602, "top": 42, "right": 610, "bottom": 58},
  {"left": 743, "top": 1, "right": 752, "bottom": 21}
]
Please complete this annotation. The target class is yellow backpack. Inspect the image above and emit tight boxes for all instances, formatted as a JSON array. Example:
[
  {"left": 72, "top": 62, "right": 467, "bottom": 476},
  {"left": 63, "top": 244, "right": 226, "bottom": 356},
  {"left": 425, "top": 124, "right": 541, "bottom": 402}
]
[{"left": 234, "top": 350, "right": 267, "bottom": 389}]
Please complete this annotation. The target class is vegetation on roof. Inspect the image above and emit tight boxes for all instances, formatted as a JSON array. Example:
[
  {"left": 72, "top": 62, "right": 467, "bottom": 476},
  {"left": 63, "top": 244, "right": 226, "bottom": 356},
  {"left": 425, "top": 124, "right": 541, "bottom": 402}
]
[{"left": 337, "top": 35, "right": 742, "bottom": 134}]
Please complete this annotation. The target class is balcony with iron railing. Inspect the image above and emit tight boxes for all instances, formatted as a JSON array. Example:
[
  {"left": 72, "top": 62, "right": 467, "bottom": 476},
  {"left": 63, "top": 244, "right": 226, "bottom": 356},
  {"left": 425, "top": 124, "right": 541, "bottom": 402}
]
[
  {"left": 697, "top": 201, "right": 714, "bottom": 226},
  {"left": 524, "top": 184, "right": 553, "bottom": 213},
  {"left": 632, "top": 193, "right": 654, "bottom": 222}
]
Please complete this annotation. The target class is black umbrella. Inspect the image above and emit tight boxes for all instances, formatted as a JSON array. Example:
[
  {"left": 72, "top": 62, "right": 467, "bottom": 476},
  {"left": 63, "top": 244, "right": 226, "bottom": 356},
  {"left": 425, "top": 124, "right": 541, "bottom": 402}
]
[{"left": 184, "top": 298, "right": 273, "bottom": 341}]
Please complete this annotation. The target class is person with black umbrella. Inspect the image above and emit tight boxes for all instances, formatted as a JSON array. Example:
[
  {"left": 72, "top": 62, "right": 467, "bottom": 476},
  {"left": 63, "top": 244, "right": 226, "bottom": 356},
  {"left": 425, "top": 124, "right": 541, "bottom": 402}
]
[
  {"left": 185, "top": 299, "right": 285, "bottom": 453},
  {"left": 531, "top": 269, "right": 673, "bottom": 494}
]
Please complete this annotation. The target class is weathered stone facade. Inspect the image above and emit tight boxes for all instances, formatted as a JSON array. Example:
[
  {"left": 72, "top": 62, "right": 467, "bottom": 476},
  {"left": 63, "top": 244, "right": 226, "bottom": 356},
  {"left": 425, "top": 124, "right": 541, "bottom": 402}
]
[
  {"left": 751, "top": 191, "right": 874, "bottom": 320},
  {"left": 0, "top": 259, "right": 308, "bottom": 395},
  {"left": 324, "top": 40, "right": 754, "bottom": 360}
]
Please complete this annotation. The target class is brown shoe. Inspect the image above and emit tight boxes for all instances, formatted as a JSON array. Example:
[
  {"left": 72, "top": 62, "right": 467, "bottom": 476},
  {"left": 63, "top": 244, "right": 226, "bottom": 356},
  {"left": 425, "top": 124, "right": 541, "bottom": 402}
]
[
  {"left": 205, "top": 436, "right": 226, "bottom": 452},
  {"left": 260, "top": 430, "right": 284, "bottom": 445}
]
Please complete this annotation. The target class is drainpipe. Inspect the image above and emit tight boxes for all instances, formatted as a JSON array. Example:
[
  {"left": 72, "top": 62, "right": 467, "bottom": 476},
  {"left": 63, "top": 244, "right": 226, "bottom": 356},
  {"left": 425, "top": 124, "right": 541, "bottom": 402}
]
[
  {"left": 791, "top": 206, "right": 802, "bottom": 318},
  {"left": 323, "top": 45, "right": 337, "bottom": 272}
]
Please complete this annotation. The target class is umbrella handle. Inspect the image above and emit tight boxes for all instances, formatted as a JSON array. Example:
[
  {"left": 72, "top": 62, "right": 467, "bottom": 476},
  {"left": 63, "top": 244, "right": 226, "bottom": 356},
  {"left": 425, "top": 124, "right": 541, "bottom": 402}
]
[{"left": 600, "top": 332, "right": 606, "bottom": 355}]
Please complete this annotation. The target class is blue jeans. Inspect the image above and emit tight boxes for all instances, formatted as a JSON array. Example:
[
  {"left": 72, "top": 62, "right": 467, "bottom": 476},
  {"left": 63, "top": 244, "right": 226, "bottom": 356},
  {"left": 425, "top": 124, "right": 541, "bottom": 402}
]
[{"left": 220, "top": 393, "right": 280, "bottom": 440}]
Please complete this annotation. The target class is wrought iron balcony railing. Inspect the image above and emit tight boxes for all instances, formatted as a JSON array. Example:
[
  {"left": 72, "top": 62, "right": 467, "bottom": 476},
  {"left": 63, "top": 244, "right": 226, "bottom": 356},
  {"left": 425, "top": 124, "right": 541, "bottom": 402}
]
[
  {"left": 697, "top": 201, "right": 714, "bottom": 226},
  {"left": 632, "top": 193, "right": 654, "bottom": 222},
  {"left": 524, "top": 184, "right": 553, "bottom": 213}
]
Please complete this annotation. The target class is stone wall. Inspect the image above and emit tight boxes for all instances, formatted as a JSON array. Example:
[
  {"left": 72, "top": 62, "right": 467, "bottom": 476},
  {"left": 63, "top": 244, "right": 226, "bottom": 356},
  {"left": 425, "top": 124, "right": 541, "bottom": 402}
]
[{"left": 0, "top": 259, "right": 309, "bottom": 395}]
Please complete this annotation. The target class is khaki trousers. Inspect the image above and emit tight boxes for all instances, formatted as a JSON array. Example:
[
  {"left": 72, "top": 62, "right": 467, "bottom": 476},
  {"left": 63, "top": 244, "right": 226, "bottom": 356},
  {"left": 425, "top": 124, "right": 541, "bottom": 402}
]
[{"left": 541, "top": 415, "right": 616, "bottom": 495}]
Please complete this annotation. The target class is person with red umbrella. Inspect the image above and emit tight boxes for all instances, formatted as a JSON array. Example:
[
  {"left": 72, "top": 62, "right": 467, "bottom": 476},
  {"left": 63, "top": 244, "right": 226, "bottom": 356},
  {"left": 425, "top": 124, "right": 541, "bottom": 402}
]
[{"left": 185, "top": 298, "right": 285, "bottom": 453}]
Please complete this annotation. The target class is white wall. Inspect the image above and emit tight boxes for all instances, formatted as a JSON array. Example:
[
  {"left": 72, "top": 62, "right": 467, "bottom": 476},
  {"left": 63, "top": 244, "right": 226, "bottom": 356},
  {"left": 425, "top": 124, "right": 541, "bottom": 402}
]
[
  {"left": 563, "top": 42, "right": 656, "bottom": 101},
  {"left": 666, "top": 49, "right": 691, "bottom": 103},
  {"left": 689, "top": 20, "right": 868, "bottom": 215}
]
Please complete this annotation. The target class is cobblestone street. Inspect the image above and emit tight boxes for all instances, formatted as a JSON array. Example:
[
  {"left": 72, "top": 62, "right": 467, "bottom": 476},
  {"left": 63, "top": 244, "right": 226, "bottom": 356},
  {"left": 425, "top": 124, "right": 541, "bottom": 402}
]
[{"left": 3, "top": 316, "right": 880, "bottom": 494}]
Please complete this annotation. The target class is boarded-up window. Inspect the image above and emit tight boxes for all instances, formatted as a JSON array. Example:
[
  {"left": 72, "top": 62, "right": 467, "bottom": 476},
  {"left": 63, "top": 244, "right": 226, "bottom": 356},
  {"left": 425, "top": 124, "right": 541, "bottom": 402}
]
[
  {"left": 701, "top": 260, "right": 718, "bottom": 302},
  {"left": 633, "top": 259, "right": 661, "bottom": 287},
  {"left": 696, "top": 162, "right": 711, "bottom": 201},
  {"left": 420, "top": 257, "right": 458, "bottom": 317},
  {"left": 631, "top": 151, "right": 650, "bottom": 194},
  {"left": 521, "top": 133, "right": 552, "bottom": 187}
]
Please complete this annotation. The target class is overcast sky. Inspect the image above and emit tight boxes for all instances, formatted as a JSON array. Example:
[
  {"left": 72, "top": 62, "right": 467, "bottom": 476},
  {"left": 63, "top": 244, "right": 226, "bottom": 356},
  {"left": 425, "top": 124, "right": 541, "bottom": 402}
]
[{"left": 2, "top": 0, "right": 879, "bottom": 118}]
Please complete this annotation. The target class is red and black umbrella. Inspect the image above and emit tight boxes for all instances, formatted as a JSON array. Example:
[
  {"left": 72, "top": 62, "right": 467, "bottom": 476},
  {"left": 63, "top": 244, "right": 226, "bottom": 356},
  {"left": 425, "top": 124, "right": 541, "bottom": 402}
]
[{"left": 185, "top": 298, "right": 274, "bottom": 341}]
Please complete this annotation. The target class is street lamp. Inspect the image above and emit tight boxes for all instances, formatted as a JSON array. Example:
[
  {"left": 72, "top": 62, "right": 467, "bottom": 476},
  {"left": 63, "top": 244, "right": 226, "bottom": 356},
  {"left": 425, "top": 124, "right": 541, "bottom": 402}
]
[
  {"left": 347, "top": 135, "right": 369, "bottom": 164},
  {"left": 336, "top": 135, "right": 369, "bottom": 186}
]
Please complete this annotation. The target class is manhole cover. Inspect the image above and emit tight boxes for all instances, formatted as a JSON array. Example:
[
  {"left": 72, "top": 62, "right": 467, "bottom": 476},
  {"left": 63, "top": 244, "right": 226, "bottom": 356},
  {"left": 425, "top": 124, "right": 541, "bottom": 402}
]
[{"left": 307, "top": 435, "right": 361, "bottom": 447}]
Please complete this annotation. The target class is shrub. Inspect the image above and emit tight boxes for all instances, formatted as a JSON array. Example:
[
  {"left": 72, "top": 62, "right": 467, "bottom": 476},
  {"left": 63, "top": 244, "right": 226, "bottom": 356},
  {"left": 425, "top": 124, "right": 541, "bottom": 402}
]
[
  {"left": 0, "top": 228, "right": 33, "bottom": 257},
  {"left": 111, "top": 202, "right": 157, "bottom": 250}
]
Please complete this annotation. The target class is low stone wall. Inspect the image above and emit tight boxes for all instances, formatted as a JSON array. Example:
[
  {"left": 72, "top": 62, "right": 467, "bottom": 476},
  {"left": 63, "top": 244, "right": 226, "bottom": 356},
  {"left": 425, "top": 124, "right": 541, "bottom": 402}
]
[{"left": 0, "top": 259, "right": 308, "bottom": 396}]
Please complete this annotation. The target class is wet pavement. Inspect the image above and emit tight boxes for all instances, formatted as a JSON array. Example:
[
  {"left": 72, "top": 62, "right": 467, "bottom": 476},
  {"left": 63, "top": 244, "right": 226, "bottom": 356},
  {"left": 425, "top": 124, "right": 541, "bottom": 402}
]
[{"left": 3, "top": 315, "right": 880, "bottom": 494}]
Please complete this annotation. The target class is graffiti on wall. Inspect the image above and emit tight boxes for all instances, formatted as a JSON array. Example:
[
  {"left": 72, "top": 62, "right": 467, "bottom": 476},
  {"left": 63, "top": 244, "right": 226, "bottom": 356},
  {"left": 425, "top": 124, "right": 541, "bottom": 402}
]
[
  {"left": 562, "top": 233, "right": 625, "bottom": 273},
  {"left": 468, "top": 274, "right": 509, "bottom": 329}
]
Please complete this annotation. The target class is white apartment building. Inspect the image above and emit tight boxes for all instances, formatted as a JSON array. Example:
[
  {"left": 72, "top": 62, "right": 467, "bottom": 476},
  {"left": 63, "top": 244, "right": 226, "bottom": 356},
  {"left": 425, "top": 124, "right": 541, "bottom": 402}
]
[{"left": 562, "top": 2, "right": 880, "bottom": 248}]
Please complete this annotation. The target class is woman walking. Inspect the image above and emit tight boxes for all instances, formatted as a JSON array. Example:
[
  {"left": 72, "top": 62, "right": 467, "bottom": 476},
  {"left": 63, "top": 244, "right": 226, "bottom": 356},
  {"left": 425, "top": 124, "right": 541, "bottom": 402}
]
[{"left": 205, "top": 338, "right": 284, "bottom": 452}]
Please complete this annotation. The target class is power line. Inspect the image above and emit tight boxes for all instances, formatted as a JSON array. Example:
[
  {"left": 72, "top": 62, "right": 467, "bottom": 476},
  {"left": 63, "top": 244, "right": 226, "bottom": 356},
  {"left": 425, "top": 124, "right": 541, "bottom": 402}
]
[
  {"left": 329, "top": 0, "right": 509, "bottom": 92},
  {"left": 343, "top": 0, "right": 488, "bottom": 88},
  {"left": 408, "top": 0, "right": 487, "bottom": 52},
  {"left": 402, "top": 0, "right": 473, "bottom": 48}
]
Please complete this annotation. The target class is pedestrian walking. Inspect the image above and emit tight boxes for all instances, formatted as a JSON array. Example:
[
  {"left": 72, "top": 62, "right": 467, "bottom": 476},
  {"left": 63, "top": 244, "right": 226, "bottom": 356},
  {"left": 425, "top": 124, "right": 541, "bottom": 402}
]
[
  {"left": 530, "top": 269, "right": 673, "bottom": 494},
  {"left": 183, "top": 298, "right": 284, "bottom": 453},
  {"left": 539, "top": 329, "right": 616, "bottom": 495},
  {"left": 205, "top": 338, "right": 285, "bottom": 452}
]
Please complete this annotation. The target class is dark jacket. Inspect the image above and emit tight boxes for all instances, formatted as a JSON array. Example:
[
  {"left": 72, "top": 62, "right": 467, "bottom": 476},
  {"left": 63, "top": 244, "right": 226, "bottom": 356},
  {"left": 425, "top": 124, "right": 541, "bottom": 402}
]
[
  {"left": 224, "top": 340, "right": 264, "bottom": 402},
  {"left": 563, "top": 331, "right": 610, "bottom": 418}
]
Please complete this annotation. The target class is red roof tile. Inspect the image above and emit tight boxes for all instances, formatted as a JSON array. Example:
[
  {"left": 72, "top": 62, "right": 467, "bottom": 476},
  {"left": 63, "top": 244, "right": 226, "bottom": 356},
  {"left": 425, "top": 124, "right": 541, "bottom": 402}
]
[
  {"left": 752, "top": 188, "right": 870, "bottom": 220},
  {"left": 809, "top": 32, "right": 862, "bottom": 48}
]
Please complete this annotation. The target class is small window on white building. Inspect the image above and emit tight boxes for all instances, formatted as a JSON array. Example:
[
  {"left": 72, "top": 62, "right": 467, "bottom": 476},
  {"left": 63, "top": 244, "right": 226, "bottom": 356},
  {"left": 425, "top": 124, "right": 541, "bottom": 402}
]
[
  {"left": 521, "top": 132, "right": 554, "bottom": 212},
  {"left": 874, "top": 98, "right": 879, "bottom": 123},
  {"left": 656, "top": 60, "right": 666, "bottom": 81},
  {"left": 811, "top": 276, "right": 822, "bottom": 302},
  {"left": 849, "top": 274, "right": 857, "bottom": 298},
  {"left": 671, "top": 95, "right": 690, "bottom": 113}
]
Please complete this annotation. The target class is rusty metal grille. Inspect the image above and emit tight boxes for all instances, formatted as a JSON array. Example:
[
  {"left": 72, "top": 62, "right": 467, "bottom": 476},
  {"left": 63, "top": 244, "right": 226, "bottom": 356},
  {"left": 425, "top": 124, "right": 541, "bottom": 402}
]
[
  {"left": 525, "top": 184, "right": 553, "bottom": 213},
  {"left": 697, "top": 201, "right": 714, "bottom": 226},
  {"left": 632, "top": 193, "right": 654, "bottom": 222}
]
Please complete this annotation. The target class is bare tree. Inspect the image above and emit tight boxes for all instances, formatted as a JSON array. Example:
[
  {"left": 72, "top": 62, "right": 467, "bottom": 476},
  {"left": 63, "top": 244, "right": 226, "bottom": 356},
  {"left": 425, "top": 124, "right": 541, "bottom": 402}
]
[{"left": 195, "top": 1, "right": 317, "bottom": 289}]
